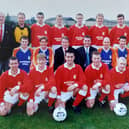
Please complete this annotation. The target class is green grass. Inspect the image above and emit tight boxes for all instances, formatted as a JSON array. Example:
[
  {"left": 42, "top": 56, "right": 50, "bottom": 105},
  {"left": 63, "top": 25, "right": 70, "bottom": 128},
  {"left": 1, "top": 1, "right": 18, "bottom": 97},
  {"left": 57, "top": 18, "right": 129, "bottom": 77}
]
[{"left": 0, "top": 98, "right": 129, "bottom": 129}]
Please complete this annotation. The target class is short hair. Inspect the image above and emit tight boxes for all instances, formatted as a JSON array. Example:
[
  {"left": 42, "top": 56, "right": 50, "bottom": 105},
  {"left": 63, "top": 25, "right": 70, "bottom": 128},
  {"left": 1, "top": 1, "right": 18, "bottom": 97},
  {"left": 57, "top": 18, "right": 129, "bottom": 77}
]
[
  {"left": 84, "top": 35, "right": 91, "bottom": 39},
  {"left": 37, "top": 53, "right": 46, "bottom": 60},
  {"left": 61, "top": 36, "right": 69, "bottom": 41},
  {"left": 96, "top": 13, "right": 104, "bottom": 18},
  {"left": 56, "top": 14, "right": 63, "bottom": 18},
  {"left": 117, "top": 14, "right": 124, "bottom": 19},
  {"left": 117, "top": 57, "right": 127, "bottom": 64},
  {"left": 37, "top": 12, "right": 44, "bottom": 17},
  {"left": 39, "top": 36, "right": 48, "bottom": 42},
  {"left": 65, "top": 49, "right": 75, "bottom": 56},
  {"left": 9, "top": 56, "right": 18, "bottom": 62},
  {"left": 17, "top": 12, "right": 25, "bottom": 17},
  {"left": 76, "top": 13, "right": 83, "bottom": 17},
  {"left": 103, "top": 37, "right": 110, "bottom": 42},
  {"left": 92, "top": 51, "right": 100, "bottom": 57},
  {"left": 119, "top": 35, "right": 126, "bottom": 40},
  {"left": 20, "top": 36, "right": 29, "bottom": 41}
]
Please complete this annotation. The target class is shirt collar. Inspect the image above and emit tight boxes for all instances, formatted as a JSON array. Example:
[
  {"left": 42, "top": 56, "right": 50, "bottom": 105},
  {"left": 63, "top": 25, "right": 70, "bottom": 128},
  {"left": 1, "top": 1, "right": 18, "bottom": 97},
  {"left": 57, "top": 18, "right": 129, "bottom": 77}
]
[
  {"left": 75, "top": 23, "right": 84, "bottom": 28},
  {"left": 64, "top": 63, "right": 75, "bottom": 70},
  {"left": 84, "top": 47, "right": 89, "bottom": 53},
  {"left": 115, "top": 66, "right": 126, "bottom": 73},
  {"left": 118, "top": 47, "right": 126, "bottom": 52},
  {"left": 8, "top": 69, "right": 20, "bottom": 77},
  {"left": 20, "top": 47, "right": 29, "bottom": 53},
  {"left": 36, "top": 65, "right": 47, "bottom": 73},
  {"left": 117, "top": 24, "right": 125, "bottom": 29},
  {"left": 103, "top": 47, "right": 110, "bottom": 52},
  {"left": 91, "top": 63, "right": 102, "bottom": 70},
  {"left": 96, "top": 24, "right": 104, "bottom": 28},
  {"left": 55, "top": 24, "right": 64, "bottom": 29},
  {"left": 36, "top": 22, "right": 45, "bottom": 27}
]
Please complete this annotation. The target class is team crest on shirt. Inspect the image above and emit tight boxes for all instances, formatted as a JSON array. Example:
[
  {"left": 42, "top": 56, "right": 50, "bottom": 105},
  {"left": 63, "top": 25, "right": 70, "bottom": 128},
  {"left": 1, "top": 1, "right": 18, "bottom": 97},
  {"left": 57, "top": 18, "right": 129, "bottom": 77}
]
[
  {"left": 28, "top": 56, "right": 30, "bottom": 60},
  {"left": 124, "top": 33, "right": 127, "bottom": 36},
  {"left": 44, "top": 31, "right": 47, "bottom": 34},
  {"left": 102, "top": 32, "right": 105, "bottom": 35},
  {"left": 73, "top": 74, "right": 76, "bottom": 79},
  {"left": 82, "top": 32, "right": 85, "bottom": 36},
  {"left": 45, "top": 77, "right": 48, "bottom": 82},
  {"left": 100, "top": 74, "right": 103, "bottom": 79},
  {"left": 18, "top": 81, "right": 21, "bottom": 86}
]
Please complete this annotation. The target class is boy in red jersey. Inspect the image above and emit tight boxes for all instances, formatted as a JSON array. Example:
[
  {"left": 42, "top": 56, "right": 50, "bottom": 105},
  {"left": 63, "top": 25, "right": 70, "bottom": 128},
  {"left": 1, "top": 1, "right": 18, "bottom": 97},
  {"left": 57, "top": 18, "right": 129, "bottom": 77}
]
[
  {"left": 107, "top": 57, "right": 129, "bottom": 110},
  {"left": 0, "top": 57, "right": 31, "bottom": 116},
  {"left": 31, "top": 12, "right": 51, "bottom": 47},
  {"left": 51, "top": 14, "right": 68, "bottom": 52},
  {"left": 55, "top": 49, "right": 87, "bottom": 113},
  {"left": 85, "top": 51, "right": 109, "bottom": 108},
  {"left": 27, "top": 53, "right": 57, "bottom": 116},
  {"left": 89, "top": 13, "right": 109, "bottom": 48},
  {"left": 69, "top": 13, "right": 89, "bottom": 48},
  {"left": 110, "top": 14, "right": 129, "bottom": 48}
]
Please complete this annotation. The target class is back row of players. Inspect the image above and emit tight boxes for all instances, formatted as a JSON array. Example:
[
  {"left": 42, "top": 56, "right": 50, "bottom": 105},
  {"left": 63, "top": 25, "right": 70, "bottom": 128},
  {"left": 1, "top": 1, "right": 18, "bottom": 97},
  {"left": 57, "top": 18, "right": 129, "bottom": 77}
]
[{"left": 1, "top": 12, "right": 129, "bottom": 74}]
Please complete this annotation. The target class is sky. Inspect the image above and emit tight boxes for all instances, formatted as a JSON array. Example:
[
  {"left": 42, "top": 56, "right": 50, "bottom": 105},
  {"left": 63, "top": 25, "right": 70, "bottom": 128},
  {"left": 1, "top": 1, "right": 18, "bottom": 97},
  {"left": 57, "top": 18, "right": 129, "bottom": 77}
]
[{"left": 1, "top": 0, "right": 129, "bottom": 20}]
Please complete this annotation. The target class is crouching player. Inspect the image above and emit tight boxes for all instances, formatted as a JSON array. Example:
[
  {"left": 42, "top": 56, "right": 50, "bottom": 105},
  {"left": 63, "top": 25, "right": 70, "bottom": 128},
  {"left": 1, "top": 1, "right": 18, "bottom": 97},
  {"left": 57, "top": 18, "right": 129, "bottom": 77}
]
[
  {"left": 85, "top": 51, "right": 110, "bottom": 108},
  {"left": 0, "top": 57, "right": 31, "bottom": 116},
  {"left": 108, "top": 57, "right": 129, "bottom": 110},
  {"left": 26, "top": 53, "right": 57, "bottom": 116},
  {"left": 55, "top": 49, "right": 87, "bottom": 113}
]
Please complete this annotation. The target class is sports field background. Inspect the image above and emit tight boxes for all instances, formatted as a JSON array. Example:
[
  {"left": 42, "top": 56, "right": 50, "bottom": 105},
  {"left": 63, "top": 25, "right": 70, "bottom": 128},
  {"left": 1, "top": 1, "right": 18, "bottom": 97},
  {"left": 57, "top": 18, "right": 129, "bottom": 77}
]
[{"left": 0, "top": 98, "right": 129, "bottom": 129}]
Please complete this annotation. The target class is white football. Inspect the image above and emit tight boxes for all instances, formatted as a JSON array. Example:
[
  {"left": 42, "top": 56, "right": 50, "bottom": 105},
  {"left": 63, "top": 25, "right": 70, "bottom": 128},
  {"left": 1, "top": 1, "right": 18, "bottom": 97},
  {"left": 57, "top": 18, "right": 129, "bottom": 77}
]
[
  {"left": 114, "top": 103, "right": 127, "bottom": 116},
  {"left": 53, "top": 106, "right": 67, "bottom": 122}
]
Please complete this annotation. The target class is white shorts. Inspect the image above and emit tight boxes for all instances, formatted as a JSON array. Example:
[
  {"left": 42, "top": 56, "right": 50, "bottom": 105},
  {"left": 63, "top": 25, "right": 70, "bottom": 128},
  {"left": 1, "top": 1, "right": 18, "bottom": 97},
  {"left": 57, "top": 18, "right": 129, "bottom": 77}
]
[
  {"left": 4, "top": 90, "right": 19, "bottom": 104},
  {"left": 87, "top": 88, "right": 99, "bottom": 100},
  {"left": 34, "top": 91, "right": 46, "bottom": 104},
  {"left": 60, "top": 91, "right": 73, "bottom": 102}
]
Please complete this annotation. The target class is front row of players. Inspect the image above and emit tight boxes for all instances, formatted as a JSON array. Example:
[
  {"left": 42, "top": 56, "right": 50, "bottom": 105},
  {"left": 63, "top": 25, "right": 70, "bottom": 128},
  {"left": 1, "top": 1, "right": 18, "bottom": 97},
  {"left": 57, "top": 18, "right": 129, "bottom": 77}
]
[{"left": 0, "top": 50, "right": 129, "bottom": 119}]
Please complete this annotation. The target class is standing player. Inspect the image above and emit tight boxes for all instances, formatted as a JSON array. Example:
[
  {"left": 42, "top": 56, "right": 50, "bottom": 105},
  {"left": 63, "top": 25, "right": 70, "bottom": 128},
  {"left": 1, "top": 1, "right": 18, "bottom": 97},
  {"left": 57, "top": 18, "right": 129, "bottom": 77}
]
[
  {"left": 13, "top": 12, "right": 31, "bottom": 47},
  {"left": 13, "top": 36, "right": 33, "bottom": 73},
  {"left": 0, "top": 57, "right": 31, "bottom": 116},
  {"left": 27, "top": 53, "right": 57, "bottom": 116},
  {"left": 98, "top": 37, "right": 116, "bottom": 69},
  {"left": 114, "top": 36, "right": 129, "bottom": 67},
  {"left": 107, "top": 57, "right": 129, "bottom": 110},
  {"left": 31, "top": 12, "right": 51, "bottom": 47},
  {"left": 110, "top": 14, "right": 129, "bottom": 47},
  {"left": 32, "top": 36, "right": 54, "bottom": 69},
  {"left": 85, "top": 51, "right": 109, "bottom": 108},
  {"left": 69, "top": 13, "right": 89, "bottom": 48},
  {"left": 51, "top": 14, "right": 68, "bottom": 52},
  {"left": 89, "top": 13, "right": 109, "bottom": 48},
  {"left": 55, "top": 49, "right": 87, "bottom": 113}
]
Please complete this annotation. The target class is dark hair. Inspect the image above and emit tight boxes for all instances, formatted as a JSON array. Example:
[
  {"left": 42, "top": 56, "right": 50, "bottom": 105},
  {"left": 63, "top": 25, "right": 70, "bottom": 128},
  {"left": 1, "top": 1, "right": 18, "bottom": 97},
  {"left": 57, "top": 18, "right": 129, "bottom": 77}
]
[
  {"left": 65, "top": 49, "right": 75, "bottom": 56},
  {"left": 119, "top": 35, "right": 126, "bottom": 40},
  {"left": 76, "top": 13, "right": 83, "bottom": 17},
  {"left": 117, "top": 14, "right": 124, "bottom": 19},
  {"left": 20, "top": 36, "right": 29, "bottom": 41},
  {"left": 84, "top": 35, "right": 91, "bottom": 39},
  {"left": 37, "top": 12, "right": 44, "bottom": 17},
  {"left": 39, "top": 36, "right": 48, "bottom": 42},
  {"left": 9, "top": 56, "right": 18, "bottom": 62}
]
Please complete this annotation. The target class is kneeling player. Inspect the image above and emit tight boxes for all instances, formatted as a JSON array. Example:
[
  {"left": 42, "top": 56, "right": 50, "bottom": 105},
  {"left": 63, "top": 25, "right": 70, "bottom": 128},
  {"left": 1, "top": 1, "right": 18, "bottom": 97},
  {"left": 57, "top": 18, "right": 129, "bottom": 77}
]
[
  {"left": 108, "top": 57, "right": 129, "bottom": 110},
  {"left": 55, "top": 49, "right": 87, "bottom": 113},
  {"left": 0, "top": 57, "right": 31, "bottom": 116},
  {"left": 27, "top": 53, "right": 57, "bottom": 116},
  {"left": 85, "top": 51, "right": 110, "bottom": 108}
]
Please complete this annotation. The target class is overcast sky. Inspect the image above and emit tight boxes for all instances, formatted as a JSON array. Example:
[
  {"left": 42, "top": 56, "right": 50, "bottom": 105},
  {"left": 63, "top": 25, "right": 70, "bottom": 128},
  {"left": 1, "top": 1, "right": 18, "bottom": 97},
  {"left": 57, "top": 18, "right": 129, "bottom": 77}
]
[{"left": 1, "top": 0, "right": 129, "bottom": 20}]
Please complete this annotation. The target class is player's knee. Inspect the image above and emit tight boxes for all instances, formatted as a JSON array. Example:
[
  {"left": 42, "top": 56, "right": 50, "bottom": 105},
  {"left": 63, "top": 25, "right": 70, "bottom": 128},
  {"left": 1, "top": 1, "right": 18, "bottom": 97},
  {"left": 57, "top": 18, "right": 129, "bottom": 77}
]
[
  {"left": 82, "top": 85, "right": 88, "bottom": 91},
  {"left": 51, "top": 87, "right": 57, "bottom": 94}
]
